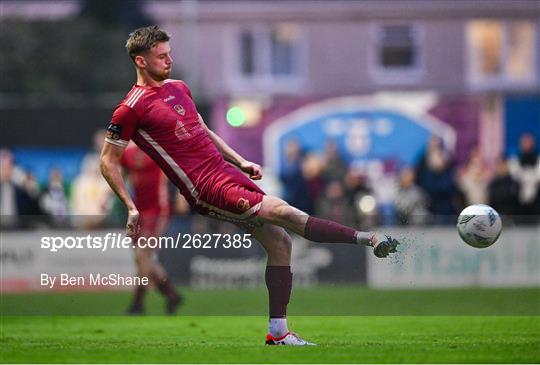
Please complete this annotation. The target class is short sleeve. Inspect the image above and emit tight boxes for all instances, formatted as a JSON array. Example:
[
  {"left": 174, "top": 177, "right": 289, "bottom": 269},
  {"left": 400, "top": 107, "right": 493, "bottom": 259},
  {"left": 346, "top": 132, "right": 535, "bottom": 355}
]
[
  {"left": 179, "top": 81, "right": 193, "bottom": 99},
  {"left": 105, "top": 105, "right": 139, "bottom": 148}
]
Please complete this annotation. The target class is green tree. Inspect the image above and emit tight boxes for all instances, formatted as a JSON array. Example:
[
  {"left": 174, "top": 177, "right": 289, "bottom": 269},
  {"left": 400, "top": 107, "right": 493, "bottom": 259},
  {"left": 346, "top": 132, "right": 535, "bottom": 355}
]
[{"left": 0, "top": 19, "right": 135, "bottom": 94}]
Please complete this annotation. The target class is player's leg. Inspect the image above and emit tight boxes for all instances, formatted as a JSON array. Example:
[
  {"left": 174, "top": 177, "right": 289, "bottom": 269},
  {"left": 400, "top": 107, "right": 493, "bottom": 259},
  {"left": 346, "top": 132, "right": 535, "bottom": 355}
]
[
  {"left": 251, "top": 224, "right": 291, "bottom": 335},
  {"left": 257, "top": 195, "right": 399, "bottom": 258},
  {"left": 258, "top": 195, "right": 367, "bottom": 243},
  {"left": 149, "top": 253, "right": 182, "bottom": 314},
  {"left": 140, "top": 213, "right": 182, "bottom": 314},
  {"left": 250, "top": 224, "right": 314, "bottom": 346},
  {"left": 128, "top": 246, "right": 153, "bottom": 314}
]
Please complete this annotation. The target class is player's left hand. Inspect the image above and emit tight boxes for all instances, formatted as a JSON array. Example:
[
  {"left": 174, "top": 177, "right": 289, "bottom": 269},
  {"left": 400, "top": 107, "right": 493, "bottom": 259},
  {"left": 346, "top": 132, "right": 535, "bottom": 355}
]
[{"left": 240, "top": 161, "right": 263, "bottom": 180}]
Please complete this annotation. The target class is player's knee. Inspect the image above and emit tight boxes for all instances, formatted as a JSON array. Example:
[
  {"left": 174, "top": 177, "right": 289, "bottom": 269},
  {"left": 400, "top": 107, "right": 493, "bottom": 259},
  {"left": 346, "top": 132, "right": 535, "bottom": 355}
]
[
  {"left": 266, "top": 197, "right": 293, "bottom": 223},
  {"left": 136, "top": 262, "right": 152, "bottom": 277},
  {"left": 135, "top": 251, "right": 153, "bottom": 270}
]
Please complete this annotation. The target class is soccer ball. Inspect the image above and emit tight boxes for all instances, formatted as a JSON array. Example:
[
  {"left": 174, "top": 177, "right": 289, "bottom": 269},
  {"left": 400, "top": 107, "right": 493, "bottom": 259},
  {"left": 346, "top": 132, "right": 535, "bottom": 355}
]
[{"left": 457, "top": 204, "right": 502, "bottom": 248}]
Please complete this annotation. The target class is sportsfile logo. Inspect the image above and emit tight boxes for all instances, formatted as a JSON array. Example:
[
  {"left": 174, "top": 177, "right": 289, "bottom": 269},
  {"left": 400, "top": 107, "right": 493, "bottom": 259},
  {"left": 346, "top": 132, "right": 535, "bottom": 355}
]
[
  {"left": 41, "top": 233, "right": 131, "bottom": 252},
  {"left": 40, "top": 233, "right": 253, "bottom": 252}
]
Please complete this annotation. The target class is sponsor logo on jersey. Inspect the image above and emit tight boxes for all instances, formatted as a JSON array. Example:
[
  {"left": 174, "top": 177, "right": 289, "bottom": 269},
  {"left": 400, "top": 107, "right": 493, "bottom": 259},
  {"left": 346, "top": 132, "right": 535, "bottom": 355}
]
[
  {"left": 175, "top": 120, "right": 191, "bottom": 141},
  {"left": 163, "top": 95, "right": 175, "bottom": 102},
  {"left": 174, "top": 104, "right": 186, "bottom": 116},
  {"left": 106, "top": 123, "right": 122, "bottom": 140},
  {"left": 236, "top": 198, "right": 250, "bottom": 212}
]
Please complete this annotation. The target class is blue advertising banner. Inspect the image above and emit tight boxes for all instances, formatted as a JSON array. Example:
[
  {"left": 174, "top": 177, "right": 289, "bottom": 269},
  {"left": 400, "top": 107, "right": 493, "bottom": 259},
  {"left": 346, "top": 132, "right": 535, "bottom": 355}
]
[{"left": 264, "top": 95, "right": 456, "bottom": 174}]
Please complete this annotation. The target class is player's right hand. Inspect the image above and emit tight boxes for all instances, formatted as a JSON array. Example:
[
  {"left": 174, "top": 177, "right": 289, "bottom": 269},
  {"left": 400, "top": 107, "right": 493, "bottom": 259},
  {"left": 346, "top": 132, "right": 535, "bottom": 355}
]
[{"left": 126, "top": 209, "right": 140, "bottom": 238}]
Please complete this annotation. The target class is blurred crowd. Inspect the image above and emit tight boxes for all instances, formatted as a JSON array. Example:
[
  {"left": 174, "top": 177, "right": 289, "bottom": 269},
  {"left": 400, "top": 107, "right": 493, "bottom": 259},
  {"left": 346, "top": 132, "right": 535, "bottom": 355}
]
[
  {"left": 1, "top": 133, "right": 539, "bottom": 230},
  {"left": 280, "top": 133, "right": 540, "bottom": 228},
  {"left": 1, "top": 130, "right": 199, "bottom": 231},
  {"left": 0, "top": 131, "right": 112, "bottom": 229}
]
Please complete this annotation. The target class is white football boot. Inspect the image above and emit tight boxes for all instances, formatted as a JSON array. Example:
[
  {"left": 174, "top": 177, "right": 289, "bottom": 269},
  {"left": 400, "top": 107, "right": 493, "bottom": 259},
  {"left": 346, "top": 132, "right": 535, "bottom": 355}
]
[{"left": 265, "top": 332, "right": 316, "bottom": 346}]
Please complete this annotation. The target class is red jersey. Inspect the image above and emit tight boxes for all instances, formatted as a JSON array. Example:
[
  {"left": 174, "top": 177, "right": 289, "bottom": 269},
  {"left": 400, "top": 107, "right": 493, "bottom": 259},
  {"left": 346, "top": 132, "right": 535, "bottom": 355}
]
[
  {"left": 105, "top": 79, "right": 264, "bottom": 222},
  {"left": 121, "top": 143, "right": 169, "bottom": 213}
]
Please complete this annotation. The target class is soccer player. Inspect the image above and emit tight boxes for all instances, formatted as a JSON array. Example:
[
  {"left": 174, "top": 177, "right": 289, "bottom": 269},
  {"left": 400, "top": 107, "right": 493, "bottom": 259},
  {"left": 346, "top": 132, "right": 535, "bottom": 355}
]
[
  {"left": 100, "top": 26, "right": 399, "bottom": 346},
  {"left": 121, "top": 142, "right": 182, "bottom": 315}
]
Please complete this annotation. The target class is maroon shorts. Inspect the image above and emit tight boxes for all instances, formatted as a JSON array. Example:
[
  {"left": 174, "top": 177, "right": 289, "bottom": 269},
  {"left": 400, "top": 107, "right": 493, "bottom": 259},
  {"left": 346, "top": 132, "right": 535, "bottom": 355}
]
[
  {"left": 193, "top": 164, "right": 266, "bottom": 229},
  {"left": 135, "top": 208, "right": 170, "bottom": 247}
]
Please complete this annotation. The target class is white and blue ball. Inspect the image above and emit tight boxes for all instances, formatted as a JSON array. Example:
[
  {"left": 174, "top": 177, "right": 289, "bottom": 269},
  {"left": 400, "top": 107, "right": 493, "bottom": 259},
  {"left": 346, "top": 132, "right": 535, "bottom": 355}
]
[{"left": 457, "top": 204, "right": 502, "bottom": 248}]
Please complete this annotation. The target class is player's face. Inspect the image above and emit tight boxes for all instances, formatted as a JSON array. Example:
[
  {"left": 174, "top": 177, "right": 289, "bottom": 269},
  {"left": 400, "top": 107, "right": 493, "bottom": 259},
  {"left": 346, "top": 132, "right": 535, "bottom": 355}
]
[{"left": 143, "top": 42, "right": 173, "bottom": 81}]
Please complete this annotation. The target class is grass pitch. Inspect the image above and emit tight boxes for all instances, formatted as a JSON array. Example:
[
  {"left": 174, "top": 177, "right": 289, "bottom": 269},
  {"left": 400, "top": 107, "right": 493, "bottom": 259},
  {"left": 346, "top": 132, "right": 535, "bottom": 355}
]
[{"left": 1, "top": 287, "right": 539, "bottom": 363}]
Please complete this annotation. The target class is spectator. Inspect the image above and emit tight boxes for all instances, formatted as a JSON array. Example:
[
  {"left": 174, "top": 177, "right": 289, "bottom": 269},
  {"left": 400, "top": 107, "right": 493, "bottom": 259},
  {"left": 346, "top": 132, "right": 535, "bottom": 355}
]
[
  {"left": 394, "top": 167, "right": 429, "bottom": 225},
  {"left": 0, "top": 149, "right": 22, "bottom": 228},
  {"left": 301, "top": 153, "right": 325, "bottom": 215},
  {"left": 80, "top": 129, "right": 107, "bottom": 185},
  {"left": 344, "top": 167, "right": 375, "bottom": 229},
  {"left": 416, "top": 136, "right": 451, "bottom": 187},
  {"left": 316, "top": 180, "right": 355, "bottom": 227},
  {"left": 416, "top": 136, "right": 458, "bottom": 224},
  {"left": 279, "top": 139, "right": 312, "bottom": 214},
  {"left": 0, "top": 149, "right": 43, "bottom": 228},
  {"left": 508, "top": 133, "right": 540, "bottom": 219},
  {"left": 458, "top": 147, "right": 491, "bottom": 205},
  {"left": 71, "top": 156, "right": 111, "bottom": 228},
  {"left": 21, "top": 171, "right": 44, "bottom": 224},
  {"left": 488, "top": 157, "right": 520, "bottom": 218},
  {"left": 40, "top": 167, "right": 69, "bottom": 227},
  {"left": 321, "top": 140, "right": 347, "bottom": 182}
]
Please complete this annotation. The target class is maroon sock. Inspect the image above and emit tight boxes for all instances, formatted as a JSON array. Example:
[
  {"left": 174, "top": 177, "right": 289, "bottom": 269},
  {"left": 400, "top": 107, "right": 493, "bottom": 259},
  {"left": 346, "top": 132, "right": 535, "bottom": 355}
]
[
  {"left": 132, "top": 285, "right": 146, "bottom": 308},
  {"left": 155, "top": 278, "right": 179, "bottom": 301},
  {"left": 303, "top": 216, "right": 357, "bottom": 244},
  {"left": 265, "top": 266, "right": 292, "bottom": 318}
]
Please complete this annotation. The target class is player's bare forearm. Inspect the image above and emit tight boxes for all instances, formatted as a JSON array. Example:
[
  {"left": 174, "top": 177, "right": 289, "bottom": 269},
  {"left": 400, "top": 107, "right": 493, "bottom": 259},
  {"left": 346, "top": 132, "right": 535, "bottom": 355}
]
[
  {"left": 100, "top": 143, "right": 141, "bottom": 237},
  {"left": 209, "top": 129, "right": 246, "bottom": 166},
  {"left": 197, "top": 114, "right": 245, "bottom": 166},
  {"left": 100, "top": 144, "right": 137, "bottom": 213},
  {"left": 198, "top": 114, "right": 262, "bottom": 179}
]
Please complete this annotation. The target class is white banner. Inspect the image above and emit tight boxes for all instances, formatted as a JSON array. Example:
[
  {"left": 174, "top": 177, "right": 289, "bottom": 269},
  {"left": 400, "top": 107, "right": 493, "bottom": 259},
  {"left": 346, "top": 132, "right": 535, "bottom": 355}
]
[
  {"left": 367, "top": 226, "right": 540, "bottom": 288},
  {"left": 3, "top": 226, "right": 538, "bottom": 291}
]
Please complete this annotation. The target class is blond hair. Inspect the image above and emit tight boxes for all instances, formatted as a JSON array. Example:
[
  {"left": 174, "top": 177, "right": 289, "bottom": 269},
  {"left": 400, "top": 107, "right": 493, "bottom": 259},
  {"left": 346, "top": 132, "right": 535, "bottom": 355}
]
[{"left": 125, "top": 25, "right": 170, "bottom": 62}]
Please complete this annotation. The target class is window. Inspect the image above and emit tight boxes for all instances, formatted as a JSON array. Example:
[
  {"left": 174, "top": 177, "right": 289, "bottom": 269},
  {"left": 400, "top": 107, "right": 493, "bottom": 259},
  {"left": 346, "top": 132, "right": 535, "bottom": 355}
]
[
  {"left": 370, "top": 23, "right": 424, "bottom": 83},
  {"left": 240, "top": 31, "right": 255, "bottom": 76},
  {"left": 228, "top": 23, "right": 304, "bottom": 91},
  {"left": 467, "top": 20, "right": 536, "bottom": 88},
  {"left": 507, "top": 23, "right": 536, "bottom": 81},
  {"left": 271, "top": 25, "right": 298, "bottom": 76},
  {"left": 380, "top": 25, "right": 417, "bottom": 68}
]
